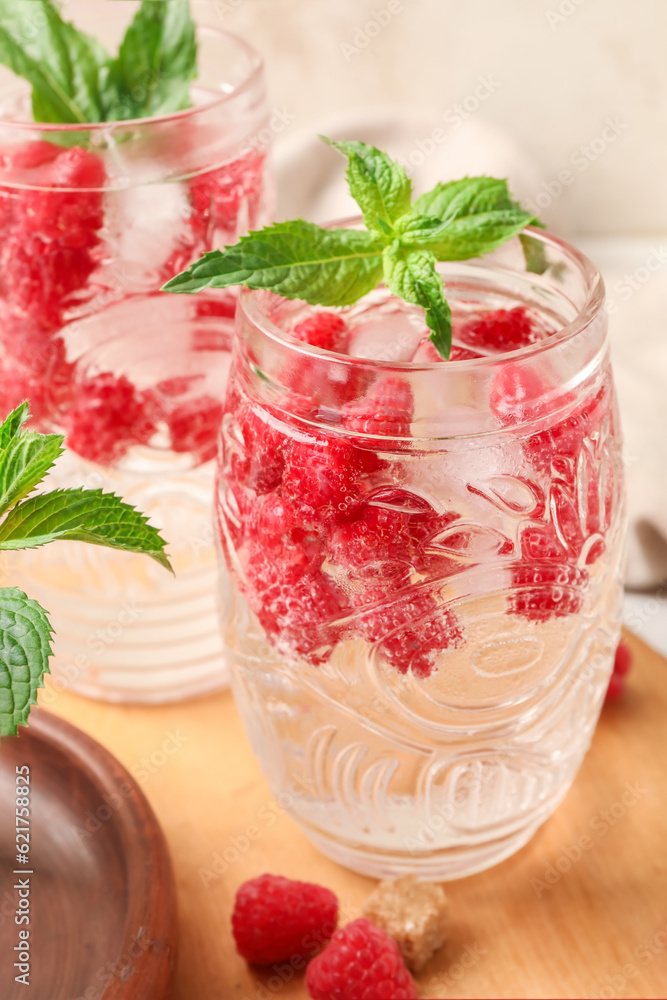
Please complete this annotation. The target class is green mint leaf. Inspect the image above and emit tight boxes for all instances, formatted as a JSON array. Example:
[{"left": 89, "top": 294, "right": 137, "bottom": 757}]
[
  {"left": 104, "top": 1, "right": 197, "bottom": 121},
  {"left": 0, "top": 588, "right": 53, "bottom": 737},
  {"left": 321, "top": 137, "right": 412, "bottom": 239},
  {"left": 0, "top": 488, "right": 172, "bottom": 571},
  {"left": 414, "top": 176, "right": 518, "bottom": 220},
  {"left": 519, "top": 231, "right": 549, "bottom": 274},
  {"left": 398, "top": 205, "right": 533, "bottom": 261},
  {"left": 383, "top": 245, "right": 452, "bottom": 359},
  {"left": 0, "top": 428, "right": 64, "bottom": 517},
  {"left": 0, "top": 402, "right": 30, "bottom": 450},
  {"left": 0, "top": 0, "right": 108, "bottom": 124},
  {"left": 414, "top": 176, "right": 538, "bottom": 264},
  {"left": 163, "top": 220, "right": 384, "bottom": 307}
]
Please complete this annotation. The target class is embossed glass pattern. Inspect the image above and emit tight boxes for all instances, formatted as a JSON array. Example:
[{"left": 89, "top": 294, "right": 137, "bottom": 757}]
[{"left": 217, "top": 229, "right": 625, "bottom": 879}]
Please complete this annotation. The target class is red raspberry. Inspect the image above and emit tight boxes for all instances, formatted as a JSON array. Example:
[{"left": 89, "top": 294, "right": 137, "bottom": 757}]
[
  {"left": 20, "top": 146, "right": 106, "bottom": 247},
  {"left": 286, "top": 313, "right": 366, "bottom": 404},
  {"left": 283, "top": 433, "right": 373, "bottom": 524},
  {"left": 306, "top": 917, "right": 417, "bottom": 1000},
  {"left": 292, "top": 313, "right": 349, "bottom": 353},
  {"left": 0, "top": 140, "right": 61, "bottom": 173},
  {"left": 605, "top": 640, "right": 633, "bottom": 701},
  {"left": 164, "top": 395, "right": 223, "bottom": 464},
  {"left": 327, "top": 505, "right": 418, "bottom": 576},
  {"left": 188, "top": 150, "right": 266, "bottom": 246},
  {"left": 357, "top": 588, "right": 463, "bottom": 678},
  {"left": 228, "top": 399, "right": 288, "bottom": 494},
  {"left": 613, "top": 639, "right": 632, "bottom": 677},
  {"left": 490, "top": 362, "right": 546, "bottom": 424},
  {"left": 510, "top": 562, "right": 588, "bottom": 622},
  {"left": 250, "top": 492, "right": 323, "bottom": 563},
  {"left": 0, "top": 143, "right": 106, "bottom": 330},
  {"left": 0, "top": 234, "right": 99, "bottom": 328},
  {"left": 232, "top": 873, "right": 338, "bottom": 966},
  {"left": 63, "top": 373, "right": 156, "bottom": 467},
  {"left": 343, "top": 376, "right": 413, "bottom": 438},
  {"left": 239, "top": 540, "right": 348, "bottom": 664},
  {"left": 458, "top": 306, "right": 541, "bottom": 353}
]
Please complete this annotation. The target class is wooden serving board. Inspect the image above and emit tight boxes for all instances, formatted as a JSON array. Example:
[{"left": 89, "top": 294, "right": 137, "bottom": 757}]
[{"left": 45, "top": 630, "right": 667, "bottom": 1000}]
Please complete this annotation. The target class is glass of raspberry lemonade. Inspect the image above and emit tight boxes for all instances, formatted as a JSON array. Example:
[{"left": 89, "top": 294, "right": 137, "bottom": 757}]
[
  {"left": 0, "top": 8, "right": 272, "bottom": 701},
  {"left": 217, "top": 226, "right": 625, "bottom": 879}
]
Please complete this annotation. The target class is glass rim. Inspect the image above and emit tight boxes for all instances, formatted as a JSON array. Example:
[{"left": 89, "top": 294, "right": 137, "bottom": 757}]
[
  {"left": 0, "top": 24, "right": 264, "bottom": 133},
  {"left": 238, "top": 223, "right": 607, "bottom": 373}
]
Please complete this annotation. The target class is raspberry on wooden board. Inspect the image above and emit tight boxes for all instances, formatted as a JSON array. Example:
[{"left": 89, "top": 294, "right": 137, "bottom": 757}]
[
  {"left": 306, "top": 918, "right": 418, "bottom": 1000},
  {"left": 232, "top": 873, "right": 338, "bottom": 966}
]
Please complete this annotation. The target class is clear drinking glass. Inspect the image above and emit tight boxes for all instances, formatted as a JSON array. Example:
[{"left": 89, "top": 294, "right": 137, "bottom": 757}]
[
  {"left": 0, "top": 3, "right": 271, "bottom": 702},
  {"left": 216, "top": 227, "right": 626, "bottom": 879}
]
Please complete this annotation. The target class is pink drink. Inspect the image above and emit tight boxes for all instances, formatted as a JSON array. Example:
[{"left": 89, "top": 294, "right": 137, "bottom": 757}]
[
  {"left": 0, "top": 16, "right": 271, "bottom": 702},
  {"left": 216, "top": 229, "right": 625, "bottom": 878}
]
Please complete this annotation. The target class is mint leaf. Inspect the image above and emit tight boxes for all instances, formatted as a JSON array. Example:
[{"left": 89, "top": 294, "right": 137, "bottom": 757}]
[
  {"left": 105, "top": 1, "right": 197, "bottom": 121},
  {"left": 0, "top": 402, "right": 29, "bottom": 450},
  {"left": 0, "top": 429, "right": 63, "bottom": 517},
  {"left": 164, "top": 145, "right": 542, "bottom": 362},
  {"left": 0, "top": 403, "right": 64, "bottom": 515},
  {"left": 0, "top": 488, "right": 172, "bottom": 571},
  {"left": 0, "top": 0, "right": 197, "bottom": 126},
  {"left": 519, "top": 231, "right": 549, "bottom": 275},
  {"left": 322, "top": 137, "right": 412, "bottom": 239},
  {"left": 383, "top": 245, "right": 452, "bottom": 359},
  {"left": 164, "top": 220, "right": 385, "bottom": 307},
  {"left": 0, "top": 588, "right": 53, "bottom": 737},
  {"left": 398, "top": 205, "right": 532, "bottom": 261},
  {"left": 0, "top": 0, "right": 108, "bottom": 124},
  {"left": 414, "top": 176, "right": 520, "bottom": 220}
]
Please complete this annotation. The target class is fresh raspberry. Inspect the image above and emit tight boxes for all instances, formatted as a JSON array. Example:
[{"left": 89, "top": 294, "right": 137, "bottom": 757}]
[
  {"left": 510, "top": 562, "right": 588, "bottom": 622},
  {"left": 490, "top": 362, "right": 546, "bottom": 424},
  {"left": 239, "top": 540, "right": 348, "bottom": 664},
  {"left": 63, "top": 372, "right": 156, "bottom": 466},
  {"left": 0, "top": 143, "right": 106, "bottom": 330},
  {"left": 343, "top": 377, "right": 413, "bottom": 438},
  {"left": 0, "top": 140, "right": 61, "bottom": 173},
  {"left": 458, "top": 306, "right": 541, "bottom": 353},
  {"left": 20, "top": 146, "right": 106, "bottom": 247},
  {"left": 0, "top": 234, "right": 100, "bottom": 328},
  {"left": 164, "top": 395, "right": 223, "bottom": 464},
  {"left": 284, "top": 313, "right": 367, "bottom": 405},
  {"left": 249, "top": 492, "right": 324, "bottom": 566},
  {"left": 327, "top": 506, "right": 418, "bottom": 575},
  {"left": 188, "top": 150, "right": 266, "bottom": 245},
  {"left": 292, "top": 313, "right": 349, "bottom": 353},
  {"left": 613, "top": 640, "right": 633, "bottom": 677},
  {"left": 228, "top": 398, "right": 288, "bottom": 494},
  {"left": 306, "top": 917, "right": 417, "bottom": 1000},
  {"left": 283, "top": 433, "right": 374, "bottom": 524},
  {"left": 232, "top": 873, "right": 338, "bottom": 966},
  {"left": 605, "top": 640, "right": 633, "bottom": 701},
  {"left": 357, "top": 588, "right": 463, "bottom": 678}
]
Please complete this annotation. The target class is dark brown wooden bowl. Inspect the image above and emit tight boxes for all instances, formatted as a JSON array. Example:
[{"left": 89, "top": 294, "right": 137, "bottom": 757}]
[{"left": 0, "top": 708, "right": 177, "bottom": 999}]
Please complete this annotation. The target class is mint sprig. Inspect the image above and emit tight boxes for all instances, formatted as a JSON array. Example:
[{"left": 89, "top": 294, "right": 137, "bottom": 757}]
[
  {"left": 164, "top": 138, "right": 537, "bottom": 359},
  {"left": 0, "top": 402, "right": 172, "bottom": 737},
  {"left": 0, "top": 0, "right": 197, "bottom": 126},
  {"left": 0, "top": 589, "right": 53, "bottom": 738}
]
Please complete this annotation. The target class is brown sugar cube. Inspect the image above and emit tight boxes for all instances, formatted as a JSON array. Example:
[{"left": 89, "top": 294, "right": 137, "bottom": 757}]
[{"left": 362, "top": 874, "right": 448, "bottom": 972}]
